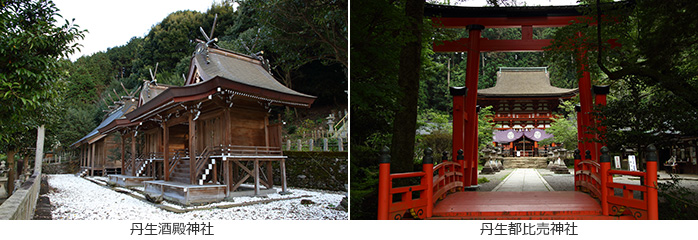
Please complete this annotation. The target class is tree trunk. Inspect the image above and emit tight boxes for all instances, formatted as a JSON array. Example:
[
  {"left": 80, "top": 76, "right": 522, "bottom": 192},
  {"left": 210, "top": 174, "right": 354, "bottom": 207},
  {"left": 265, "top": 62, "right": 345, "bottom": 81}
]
[
  {"left": 7, "top": 149, "right": 17, "bottom": 196},
  {"left": 390, "top": 0, "right": 424, "bottom": 173}
]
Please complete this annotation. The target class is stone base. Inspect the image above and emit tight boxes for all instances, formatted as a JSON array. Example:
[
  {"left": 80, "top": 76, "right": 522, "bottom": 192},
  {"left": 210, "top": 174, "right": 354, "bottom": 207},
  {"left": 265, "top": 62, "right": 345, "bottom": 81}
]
[
  {"left": 143, "top": 180, "right": 227, "bottom": 206},
  {"left": 107, "top": 174, "right": 154, "bottom": 188}
]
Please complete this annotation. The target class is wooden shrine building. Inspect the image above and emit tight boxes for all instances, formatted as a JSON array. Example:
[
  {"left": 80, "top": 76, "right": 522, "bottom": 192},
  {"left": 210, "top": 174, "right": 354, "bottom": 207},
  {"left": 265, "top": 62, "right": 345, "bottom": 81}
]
[
  {"left": 71, "top": 95, "right": 139, "bottom": 176},
  {"left": 478, "top": 67, "right": 577, "bottom": 156},
  {"left": 73, "top": 40, "right": 316, "bottom": 205}
]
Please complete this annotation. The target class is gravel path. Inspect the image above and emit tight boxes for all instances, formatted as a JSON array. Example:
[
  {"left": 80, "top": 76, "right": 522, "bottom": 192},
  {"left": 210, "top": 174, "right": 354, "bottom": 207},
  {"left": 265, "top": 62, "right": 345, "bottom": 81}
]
[
  {"left": 538, "top": 168, "right": 575, "bottom": 191},
  {"left": 477, "top": 169, "right": 514, "bottom": 191},
  {"left": 45, "top": 174, "right": 347, "bottom": 220}
]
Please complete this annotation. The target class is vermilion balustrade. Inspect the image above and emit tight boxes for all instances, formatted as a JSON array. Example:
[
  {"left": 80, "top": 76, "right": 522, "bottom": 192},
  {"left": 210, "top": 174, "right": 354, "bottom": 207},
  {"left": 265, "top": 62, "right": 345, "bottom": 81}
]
[
  {"left": 575, "top": 146, "right": 658, "bottom": 220},
  {"left": 378, "top": 147, "right": 464, "bottom": 220}
]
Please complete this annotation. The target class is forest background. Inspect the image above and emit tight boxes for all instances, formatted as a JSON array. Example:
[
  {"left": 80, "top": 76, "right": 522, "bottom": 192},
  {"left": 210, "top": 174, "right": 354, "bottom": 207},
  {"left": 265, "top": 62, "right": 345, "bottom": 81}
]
[{"left": 1, "top": 0, "right": 347, "bottom": 195}]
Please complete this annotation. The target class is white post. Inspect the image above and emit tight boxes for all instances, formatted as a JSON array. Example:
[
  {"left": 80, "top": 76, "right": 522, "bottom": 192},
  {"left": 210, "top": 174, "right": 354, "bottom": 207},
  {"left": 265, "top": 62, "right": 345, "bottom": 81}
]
[
  {"left": 323, "top": 138, "right": 329, "bottom": 152},
  {"left": 34, "top": 125, "right": 45, "bottom": 175},
  {"left": 338, "top": 138, "right": 344, "bottom": 152},
  {"left": 286, "top": 139, "right": 291, "bottom": 151},
  {"left": 297, "top": 139, "right": 302, "bottom": 151},
  {"left": 309, "top": 139, "right": 314, "bottom": 151}
]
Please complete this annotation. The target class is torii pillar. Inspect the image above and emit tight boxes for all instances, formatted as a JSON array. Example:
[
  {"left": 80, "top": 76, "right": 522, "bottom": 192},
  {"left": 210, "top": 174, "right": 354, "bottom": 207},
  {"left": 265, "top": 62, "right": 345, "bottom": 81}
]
[{"left": 463, "top": 24, "right": 484, "bottom": 188}]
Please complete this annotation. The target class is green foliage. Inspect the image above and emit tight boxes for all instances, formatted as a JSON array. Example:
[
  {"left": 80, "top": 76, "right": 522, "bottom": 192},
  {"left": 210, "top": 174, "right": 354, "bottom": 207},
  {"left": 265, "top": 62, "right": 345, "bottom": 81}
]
[
  {"left": 546, "top": 0, "right": 698, "bottom": 150},
  {"left": 539, "top": 100, "right": 578, "bottom": 150},
  {"left": 657, "top": 174, "right": 698, "bottom": 219},
  {"left": 478, "top": 105, "right": 495, "bottom": 149},
  {"left": 0, "top": 0, "right": 85, "bottom": 148},
  {"left": 478, "top": 177, "right": 490, "bottom": 184}
]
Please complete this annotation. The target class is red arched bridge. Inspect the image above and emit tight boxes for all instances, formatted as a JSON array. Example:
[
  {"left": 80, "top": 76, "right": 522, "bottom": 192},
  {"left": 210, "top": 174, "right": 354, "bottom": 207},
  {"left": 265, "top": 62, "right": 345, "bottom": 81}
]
[
  {"left": 377, "top": 146, "right": 658, "bottom": 220},
  {"left": 377, "top": 2, "right": 657, "bottom": 220}
]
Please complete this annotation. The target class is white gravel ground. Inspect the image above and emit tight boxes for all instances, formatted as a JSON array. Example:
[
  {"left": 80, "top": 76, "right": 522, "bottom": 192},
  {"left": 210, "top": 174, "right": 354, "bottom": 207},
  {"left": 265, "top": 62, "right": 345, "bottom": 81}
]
[{"left": 45, "top": 174, "right": 347, "bottom": 220}]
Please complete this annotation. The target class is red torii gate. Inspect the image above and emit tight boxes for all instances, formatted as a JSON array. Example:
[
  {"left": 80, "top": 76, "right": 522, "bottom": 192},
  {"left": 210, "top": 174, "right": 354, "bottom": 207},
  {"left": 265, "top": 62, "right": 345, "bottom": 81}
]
[
  {"left": 377, "top": 2, "right": 658, "bottom": 220},
  {"left": 429, "top": 3, "right": 600, "bottom": 190}
]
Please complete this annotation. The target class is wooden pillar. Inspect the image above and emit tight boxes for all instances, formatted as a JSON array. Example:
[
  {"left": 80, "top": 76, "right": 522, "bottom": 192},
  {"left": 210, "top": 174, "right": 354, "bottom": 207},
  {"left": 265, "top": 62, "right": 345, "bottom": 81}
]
[
  {"left": 223, "top": 108, "right": 231, "bottom": 193},
  {"left": 163, "top": 121, "right": 170, "bottom": 181},
  {"left": 120, "top": 132, "right": 126, "bottom": 175},
  {"left": 90, "top": 143, "right": 96, "bottom": 176},
  {"left": 450, "top": 86, "right": 466, "bottom": 163},
  {"left": 422, "top": 148, "right": 434, "bottom": 218},
  {"left": 254, "top": 159, "right": 260, "bottom": 195},
  {"left": 281, "top": 158, "right": 287, "bottom": 193},
  {"left": 599, "top": 146, "right": 611, "bottom": 216},
  {"left": 377, "top": 147, "right": 390, "bottom": 220},
  {"left": 188, "top": 113, "right": 195, "bottom": 184},
  {"left": 131, "top": 131, "right": 137, "bottom": 176},
  {"left": 577, "top": 32, "right": 595, "bottom": 161},
  {"left": 464, "top": 24, "right": 484, "bottom": 188},
  {"left": 646, "top": 144, "right": 658, "bottom": 220}
]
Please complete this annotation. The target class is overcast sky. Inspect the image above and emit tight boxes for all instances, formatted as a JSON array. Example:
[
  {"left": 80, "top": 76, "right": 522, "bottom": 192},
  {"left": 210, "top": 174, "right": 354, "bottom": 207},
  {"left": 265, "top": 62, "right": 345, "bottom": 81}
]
[
  {"left": 52, "top": 0, "right": 580, "bottom": 61},
  {"left": 52, "top": 0, "right": 217, "bottom": 61}
]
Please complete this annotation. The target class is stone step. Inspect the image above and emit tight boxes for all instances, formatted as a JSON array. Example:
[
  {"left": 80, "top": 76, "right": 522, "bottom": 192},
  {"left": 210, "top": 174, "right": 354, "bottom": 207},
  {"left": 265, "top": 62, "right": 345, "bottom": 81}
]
[{"left": 501, "top": 157, "right": 548, "bottom": 168}]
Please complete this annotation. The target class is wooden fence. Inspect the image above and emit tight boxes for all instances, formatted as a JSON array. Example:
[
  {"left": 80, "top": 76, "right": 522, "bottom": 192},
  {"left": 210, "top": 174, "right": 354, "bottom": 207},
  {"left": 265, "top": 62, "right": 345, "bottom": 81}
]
[{"left": 282, "top": 138, "right": 347, "bottom": 152}]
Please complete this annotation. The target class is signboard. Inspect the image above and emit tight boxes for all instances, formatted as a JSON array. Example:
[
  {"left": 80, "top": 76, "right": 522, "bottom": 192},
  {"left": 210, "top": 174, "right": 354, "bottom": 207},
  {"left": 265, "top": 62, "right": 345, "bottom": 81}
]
[
  {"left": 628, "top": 155, "right": 637, "bottom": 171},
  {"left": 516, "top": 151, "right": 521, "bottom": 157},
  {"left": 614, "top": 156, "right": 621, "bottom": 169}
]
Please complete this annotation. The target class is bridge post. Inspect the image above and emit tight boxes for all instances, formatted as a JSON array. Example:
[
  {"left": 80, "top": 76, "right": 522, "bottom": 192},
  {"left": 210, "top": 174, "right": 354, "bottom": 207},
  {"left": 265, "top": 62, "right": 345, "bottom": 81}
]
[
  {"left": 423, "top": 148, "right": 434, "bottom": 219},
  {"left": 457, "top": 149, "right": 465, "bottom": 190},
  {"left": 573, "top": 149, "right": 581, "bottom": 191},
  {"left": 584, "top": 150, "right": 591, "bottom": 188},
  {"left": 377, "top": 146, "right": 391, "bottom": 220},
  {"left": 599, "top": 146, "right": 611, "bottom": 216},
  {"left": 646, "top": 144, "right": 658, "bottom": 220}
]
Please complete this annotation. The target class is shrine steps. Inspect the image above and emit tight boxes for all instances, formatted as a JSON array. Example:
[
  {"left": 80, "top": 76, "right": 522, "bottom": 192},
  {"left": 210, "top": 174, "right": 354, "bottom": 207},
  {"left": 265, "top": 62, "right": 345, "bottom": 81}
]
[
  {"left": 502, "top": 157, "right": 548, "bottom": 169},
  {"left": 430, "top": 191, "right": 633, "bottom": 220},
  {"left": 170, "top": 159, "right": 191, "bottom": 184}
]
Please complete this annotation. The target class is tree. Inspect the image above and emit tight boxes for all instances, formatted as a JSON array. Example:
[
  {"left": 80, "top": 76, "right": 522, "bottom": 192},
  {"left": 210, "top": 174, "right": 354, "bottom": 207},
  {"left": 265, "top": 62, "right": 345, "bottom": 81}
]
[
  {"left": 390, "top": 0, "right": 425, "bottom": 173},
  {"left": 237, "top": 0, "right": 347, "bottom": 92},
  {"left": 0, "top": 0, "right": 85, "bottom": 194},
  {"left": 546, "top": 0, "right": 698, "bottom": 150},
  {"left": 539, "top": 100, "right": 578, "bottom": 150}
]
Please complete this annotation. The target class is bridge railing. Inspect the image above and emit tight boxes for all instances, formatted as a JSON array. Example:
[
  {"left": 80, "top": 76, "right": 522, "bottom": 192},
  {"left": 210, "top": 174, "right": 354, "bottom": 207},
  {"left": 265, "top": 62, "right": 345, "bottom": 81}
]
[
  {"left": 377, "top": 147, "right": 464, "bottom": 220},
  {"left": 575, "top": 145, "right": 658, "bottom": 220}
]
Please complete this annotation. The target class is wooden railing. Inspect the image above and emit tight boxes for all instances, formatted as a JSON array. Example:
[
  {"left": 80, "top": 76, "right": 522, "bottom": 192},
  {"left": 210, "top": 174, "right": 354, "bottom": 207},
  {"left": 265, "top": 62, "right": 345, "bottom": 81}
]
[
  {"left": 167, "top": 150, "right": 186, "bottom": 180},
  {"left": 194, "top": 147, "right": 213, "bottom": 185},
  {"left": 210, "top": 145, "right": 282, "bottom": 156},
  {"left": 575, "top": 146, "right": 658, "bottom": 220},
  {"left": 432, "top": 158, "right": 464, "bottom": 202},
  {"left": 378, "top": 147, "right": 464, "bottom": 220}
]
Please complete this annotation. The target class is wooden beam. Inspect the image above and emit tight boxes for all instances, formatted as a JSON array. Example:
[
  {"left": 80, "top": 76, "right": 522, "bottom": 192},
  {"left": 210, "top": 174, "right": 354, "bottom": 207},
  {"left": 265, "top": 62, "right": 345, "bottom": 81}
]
[
  {"left": 431, "top": 16, "right": 584, "bottom": 28},
  {"left": 434, "top": 38, "right": 552, "bottom": 52}
]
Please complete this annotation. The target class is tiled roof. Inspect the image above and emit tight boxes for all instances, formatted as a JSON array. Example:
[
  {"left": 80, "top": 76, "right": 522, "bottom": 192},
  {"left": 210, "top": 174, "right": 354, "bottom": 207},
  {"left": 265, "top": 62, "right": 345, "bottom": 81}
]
[{"left": 478, "top": 67, "right": 577, "bottom": 98}]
